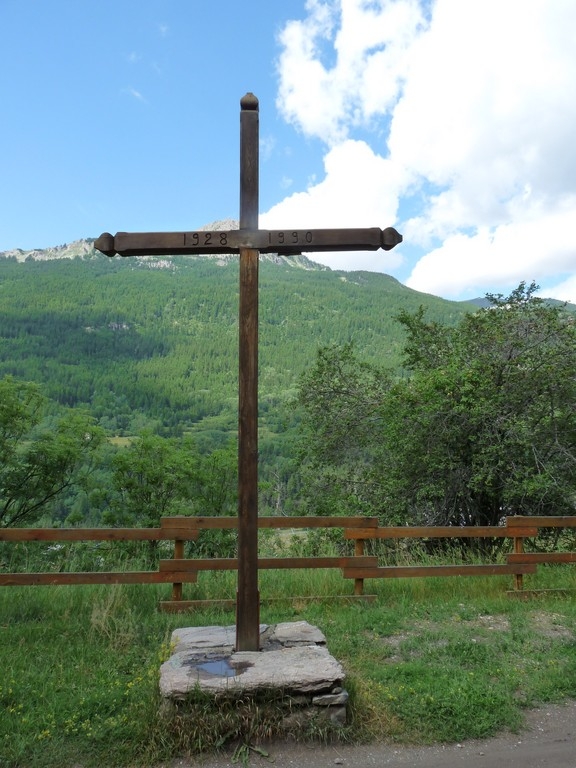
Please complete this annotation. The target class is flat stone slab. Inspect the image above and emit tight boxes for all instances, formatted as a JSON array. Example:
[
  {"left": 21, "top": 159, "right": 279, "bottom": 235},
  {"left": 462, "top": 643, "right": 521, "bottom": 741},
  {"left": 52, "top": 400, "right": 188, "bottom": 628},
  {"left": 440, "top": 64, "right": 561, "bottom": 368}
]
[
  {"left": 270, "top": 620, "right": 326, "bottom": 646},
  {"left": 160, "top": 621, "right": 344, "bottom": 700},
  {"left": 170, "top": 624, "right": 267, "bottom": 655}
]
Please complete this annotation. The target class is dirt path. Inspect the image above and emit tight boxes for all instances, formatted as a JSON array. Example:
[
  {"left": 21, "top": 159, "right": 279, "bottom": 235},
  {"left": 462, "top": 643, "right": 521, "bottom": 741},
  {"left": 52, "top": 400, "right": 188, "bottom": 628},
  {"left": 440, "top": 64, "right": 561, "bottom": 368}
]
[{"left": 162, "top": 699, "right": 576, "bottom": 768}]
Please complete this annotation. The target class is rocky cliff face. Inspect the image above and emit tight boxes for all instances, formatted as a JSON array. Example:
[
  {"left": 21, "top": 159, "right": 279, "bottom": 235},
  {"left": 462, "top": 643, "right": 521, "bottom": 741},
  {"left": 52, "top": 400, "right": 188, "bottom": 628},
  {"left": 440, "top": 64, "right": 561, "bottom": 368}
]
[{"left": 1, "top": 238, "right": 97, "bottom": 262}]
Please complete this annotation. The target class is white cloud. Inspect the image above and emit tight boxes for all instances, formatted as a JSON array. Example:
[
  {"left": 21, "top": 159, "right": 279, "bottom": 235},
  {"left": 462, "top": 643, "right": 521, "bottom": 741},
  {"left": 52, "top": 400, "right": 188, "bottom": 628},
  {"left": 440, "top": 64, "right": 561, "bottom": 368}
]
[
  {"left": 124, "top": 87, "right": 147, "bottom": 104},
  {"left": 544, "top": 275, "right": 576, "bottom": 306},
  {"left": 389, "top": 0, "right": 576, "bottom": 228},
  {"left": 270, "top": 0, "right": 576, "bottom": 300},
  {"left": 261, "top": 138, "right": 406, "bottom": 271},
  {"left": 276, "top": 0, "right": 424, "bottom": 144},
  {"left": 406, "top": 200, "right": 576, "bottom": 299}
]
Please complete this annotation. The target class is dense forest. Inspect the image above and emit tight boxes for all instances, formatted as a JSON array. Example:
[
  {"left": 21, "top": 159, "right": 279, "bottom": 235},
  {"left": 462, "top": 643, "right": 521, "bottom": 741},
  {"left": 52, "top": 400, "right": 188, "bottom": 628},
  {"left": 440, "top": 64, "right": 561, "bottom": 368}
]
[{"left": 0, "top": 242, "right": 473, "bottom": 436}]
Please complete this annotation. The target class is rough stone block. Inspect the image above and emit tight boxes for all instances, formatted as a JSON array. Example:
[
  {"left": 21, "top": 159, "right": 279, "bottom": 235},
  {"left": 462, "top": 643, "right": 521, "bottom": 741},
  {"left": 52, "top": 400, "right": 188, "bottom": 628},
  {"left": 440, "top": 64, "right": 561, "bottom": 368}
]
[{"left": 159, "top": 621, "right": 348, "bottom": 727}]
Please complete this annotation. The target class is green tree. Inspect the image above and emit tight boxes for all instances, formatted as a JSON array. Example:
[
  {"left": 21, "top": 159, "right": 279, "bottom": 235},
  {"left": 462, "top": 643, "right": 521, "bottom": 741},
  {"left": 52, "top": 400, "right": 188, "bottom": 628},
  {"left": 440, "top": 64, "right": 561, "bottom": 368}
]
[
  {"left": 296, "top": 284, "right": 576, "bottom": 526},
  {"left": 190, "top": 442, "right": 238, "bottom": 557},
  {"left": 107, "top": 433, "right": 238, "bottom": 557},
  {"left": 388, "top": 282, "right": 576, "bottom": 525},
  {"left": 191, "top": 443, "right": 237, "bottom": 517},
  {"left": 0, "top": 377, "right": 104, "bottom": 527},
  {"left": 107, "top": 432, "right": 197, "bottom": 527},
  {"left": 296, "top": 343, "right": 392, "bottom": 517}
]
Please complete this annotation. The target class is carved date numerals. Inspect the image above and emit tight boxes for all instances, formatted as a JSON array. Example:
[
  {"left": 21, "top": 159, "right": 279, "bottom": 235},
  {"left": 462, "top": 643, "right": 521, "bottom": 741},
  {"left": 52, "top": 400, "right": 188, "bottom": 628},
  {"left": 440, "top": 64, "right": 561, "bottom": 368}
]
[
  {"left": 269, "top": 231, "right": 313, "bottom": 246},
  {"left": 182, "top": 229, "right": 315, "bottom": 251},
  {"left": 186, "top": 231, "right": 229, "bottom": 247}
]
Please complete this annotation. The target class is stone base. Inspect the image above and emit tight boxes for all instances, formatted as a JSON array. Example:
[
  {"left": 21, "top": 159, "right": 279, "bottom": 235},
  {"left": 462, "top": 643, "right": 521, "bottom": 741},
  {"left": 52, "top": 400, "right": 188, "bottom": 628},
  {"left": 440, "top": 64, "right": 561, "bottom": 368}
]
[{"left": 159, "top": 621, "right": 348, "bottom": 726}]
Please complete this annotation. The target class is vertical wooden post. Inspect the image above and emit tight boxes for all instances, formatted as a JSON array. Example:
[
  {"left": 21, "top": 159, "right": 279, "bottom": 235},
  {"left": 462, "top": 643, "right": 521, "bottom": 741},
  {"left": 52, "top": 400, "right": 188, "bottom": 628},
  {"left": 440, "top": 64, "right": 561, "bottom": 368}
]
[
  {"left": 513, "top": 534, "right": 524, "bottom": 592},
  {"left": 172, "top": 538, "right": 184, "bottom": 603},
  {"left": 236, "top": 93, "right": 260, "bottom": 652},
  {"left": 354, "top": 537, "right": 365, "bottom": 596}
]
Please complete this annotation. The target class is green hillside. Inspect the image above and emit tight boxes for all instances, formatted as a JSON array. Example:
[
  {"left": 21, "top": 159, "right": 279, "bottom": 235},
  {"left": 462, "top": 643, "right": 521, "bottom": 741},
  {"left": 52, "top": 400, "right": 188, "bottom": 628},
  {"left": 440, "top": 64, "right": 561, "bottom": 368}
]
[{"left": 0, "top": 241, "right": 476, "bottom": 466}]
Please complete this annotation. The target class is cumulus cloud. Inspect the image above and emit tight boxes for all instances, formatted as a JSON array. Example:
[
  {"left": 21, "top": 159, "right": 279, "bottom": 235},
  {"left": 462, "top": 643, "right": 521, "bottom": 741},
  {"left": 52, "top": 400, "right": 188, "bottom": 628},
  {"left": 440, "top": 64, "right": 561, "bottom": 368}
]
[
  {"left": 406, "top": 202, "right": 576, "bottom": 299},
  {"left": 276, "top": 0, "right": 425, "bottom": 144},
  {"left": 260, "top": 138, "right": 406, "bottom": 271},
  {"left": 268, "top": 0, "right": 576, "bottom": 301}
]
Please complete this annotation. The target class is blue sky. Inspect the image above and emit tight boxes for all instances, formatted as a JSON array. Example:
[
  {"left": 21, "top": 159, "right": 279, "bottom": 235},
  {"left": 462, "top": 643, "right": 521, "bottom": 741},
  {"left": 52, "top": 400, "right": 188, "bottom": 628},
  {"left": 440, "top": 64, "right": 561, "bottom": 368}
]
[{"left": 1, "top": 0, "right": 575, "bottom": 302}]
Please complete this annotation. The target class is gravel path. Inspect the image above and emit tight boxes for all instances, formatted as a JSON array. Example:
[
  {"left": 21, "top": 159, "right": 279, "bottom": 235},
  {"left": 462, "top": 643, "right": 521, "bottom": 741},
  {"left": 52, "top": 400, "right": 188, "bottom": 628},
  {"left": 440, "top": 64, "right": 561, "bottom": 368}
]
[{"left": 161, "top": 699, "right": 576, "bottom": 768}]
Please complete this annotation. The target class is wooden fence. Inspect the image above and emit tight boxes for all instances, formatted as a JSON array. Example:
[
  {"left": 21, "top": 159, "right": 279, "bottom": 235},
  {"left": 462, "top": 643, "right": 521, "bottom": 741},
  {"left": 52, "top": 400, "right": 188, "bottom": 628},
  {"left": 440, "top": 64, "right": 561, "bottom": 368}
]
[{"left": 0, "top": 515, "right": 574, "bottom": 609}]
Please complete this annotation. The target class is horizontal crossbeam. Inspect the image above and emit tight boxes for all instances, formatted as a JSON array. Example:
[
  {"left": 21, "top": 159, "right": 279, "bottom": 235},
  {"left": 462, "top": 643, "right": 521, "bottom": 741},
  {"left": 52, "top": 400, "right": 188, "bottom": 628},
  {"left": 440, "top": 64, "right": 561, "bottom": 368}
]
[
  {"left": 342, "top": 563, "right": 538, "bottom": 579},
  {"left": 345, "top": 525, "right": 538, "bottom": 539},
  {"left": 0, "top": 571, "right": 198, "bottom": 586},
  {"left": 159, "top": 555, "right": 378, "bottom": 572},
  {"left": 160, "top": 515, "right": 378, "bottom": 534},
  {"left": 159, "top": 595, "right": 377, "bottom": 612},
  {"left": 95, "top": 227, "right": 402, "bottom": 258}
]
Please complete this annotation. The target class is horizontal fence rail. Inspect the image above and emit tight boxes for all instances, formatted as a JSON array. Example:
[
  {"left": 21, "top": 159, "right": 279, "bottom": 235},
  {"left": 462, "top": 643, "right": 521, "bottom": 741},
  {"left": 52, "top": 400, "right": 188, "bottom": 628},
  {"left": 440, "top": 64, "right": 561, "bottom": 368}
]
[{"left": 0, "top": 515, "right": 574, "bottom": 608}]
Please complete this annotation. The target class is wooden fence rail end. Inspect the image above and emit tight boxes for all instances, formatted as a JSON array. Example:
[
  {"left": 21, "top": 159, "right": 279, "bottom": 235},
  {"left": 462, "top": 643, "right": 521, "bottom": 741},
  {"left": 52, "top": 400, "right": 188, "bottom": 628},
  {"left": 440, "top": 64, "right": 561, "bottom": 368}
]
[{"left": 0, "top": 528, "right": 161, "bottom": 542}]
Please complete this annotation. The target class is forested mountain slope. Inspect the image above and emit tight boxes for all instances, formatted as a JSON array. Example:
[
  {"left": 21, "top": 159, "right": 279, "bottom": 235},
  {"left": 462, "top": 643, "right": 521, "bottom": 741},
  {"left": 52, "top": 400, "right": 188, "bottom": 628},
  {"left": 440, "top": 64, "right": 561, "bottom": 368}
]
[{"left": 0, "top": 239, "right": 474, "bottom": 449}]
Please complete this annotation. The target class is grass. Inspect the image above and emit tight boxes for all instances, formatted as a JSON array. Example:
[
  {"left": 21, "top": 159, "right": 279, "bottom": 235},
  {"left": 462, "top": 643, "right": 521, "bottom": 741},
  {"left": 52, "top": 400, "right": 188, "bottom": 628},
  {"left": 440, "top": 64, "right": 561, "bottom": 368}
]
[{"left": 1, "top": 567, "right": 576, "bottom": 767}]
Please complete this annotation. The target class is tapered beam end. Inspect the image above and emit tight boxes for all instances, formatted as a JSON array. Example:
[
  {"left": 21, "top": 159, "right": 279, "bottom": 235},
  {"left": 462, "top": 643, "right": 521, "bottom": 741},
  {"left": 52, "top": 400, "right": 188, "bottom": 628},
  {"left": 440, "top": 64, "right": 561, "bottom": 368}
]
[
  {"left": 240, "top": 92, "right": 259, "bottom": 111},
  {"left": 94, "top": 232, "right": 117, "bottom": 256},
  {"left": 94, "top": 233, "right": 117, "bottom": 257},
  {"left": 381, "top": 227, "right": 403, "bottom": 251}
]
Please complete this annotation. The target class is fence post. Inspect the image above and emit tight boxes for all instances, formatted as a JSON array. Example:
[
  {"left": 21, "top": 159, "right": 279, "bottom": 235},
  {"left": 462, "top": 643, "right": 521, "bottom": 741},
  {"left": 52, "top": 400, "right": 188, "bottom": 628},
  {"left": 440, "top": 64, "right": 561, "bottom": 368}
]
[
  {"left": 354, "top": 537, "right": 365, "bottom": 596},
  {"left": 171, "top": 538, "right": 184, "bottom": 603},
  {"left": 513, "top": 533, "right": 524, "bottom": 592}
]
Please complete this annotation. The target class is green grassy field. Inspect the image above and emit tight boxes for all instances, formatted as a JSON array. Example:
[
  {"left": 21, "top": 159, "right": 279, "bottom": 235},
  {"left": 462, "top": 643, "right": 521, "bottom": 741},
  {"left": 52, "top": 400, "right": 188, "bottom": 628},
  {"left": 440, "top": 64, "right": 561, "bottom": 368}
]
[{"left": 1, "top": 567, "right": 576, "bottom": 767}]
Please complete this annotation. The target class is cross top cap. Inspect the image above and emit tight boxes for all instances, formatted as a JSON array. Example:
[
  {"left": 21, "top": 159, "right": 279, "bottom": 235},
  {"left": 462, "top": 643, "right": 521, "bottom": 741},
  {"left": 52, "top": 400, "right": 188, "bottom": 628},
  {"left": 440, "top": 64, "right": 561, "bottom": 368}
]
[{"left": 241, "top": 92, "right": 259, "bottom": 111}]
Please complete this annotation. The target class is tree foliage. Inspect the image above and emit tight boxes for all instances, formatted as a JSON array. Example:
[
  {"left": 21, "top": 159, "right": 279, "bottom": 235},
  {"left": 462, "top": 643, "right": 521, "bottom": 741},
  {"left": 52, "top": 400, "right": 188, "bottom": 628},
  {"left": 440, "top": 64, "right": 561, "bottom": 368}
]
[
  {"left": 0, "top": 377, "right": 104, "bottom": 527},
  {"left": 296, "top": 344, "right": 392, "bottom": 516},
  {"left": 107, "top": 433, "right": 237, "bottom": 528},
  {"left": 106, "top": 432, "right": 238, "bottom": 557},
  {"left": 107, "top": 432, "right": 195, "bottom": 527},
  {"left": 297, "top": 283, "right": 576, "bottom": 525}
]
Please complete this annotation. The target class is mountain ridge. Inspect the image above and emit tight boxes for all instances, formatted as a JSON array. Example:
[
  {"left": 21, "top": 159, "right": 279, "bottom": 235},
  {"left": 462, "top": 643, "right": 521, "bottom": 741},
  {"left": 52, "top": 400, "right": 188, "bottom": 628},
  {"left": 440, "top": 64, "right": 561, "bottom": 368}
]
[
  {"left": 0, "top": 220, "right": 328, "bottom": 273},
  {"left": 2, "top": 233, "right": 570, "bottom": 313}
]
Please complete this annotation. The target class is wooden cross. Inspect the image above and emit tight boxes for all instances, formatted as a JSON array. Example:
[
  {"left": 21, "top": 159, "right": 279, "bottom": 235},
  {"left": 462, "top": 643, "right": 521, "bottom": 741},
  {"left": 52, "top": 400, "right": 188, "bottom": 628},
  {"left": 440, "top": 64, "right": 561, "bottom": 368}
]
[{"left": 95, "top": 93, "right": 402, "bottom": 652}]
